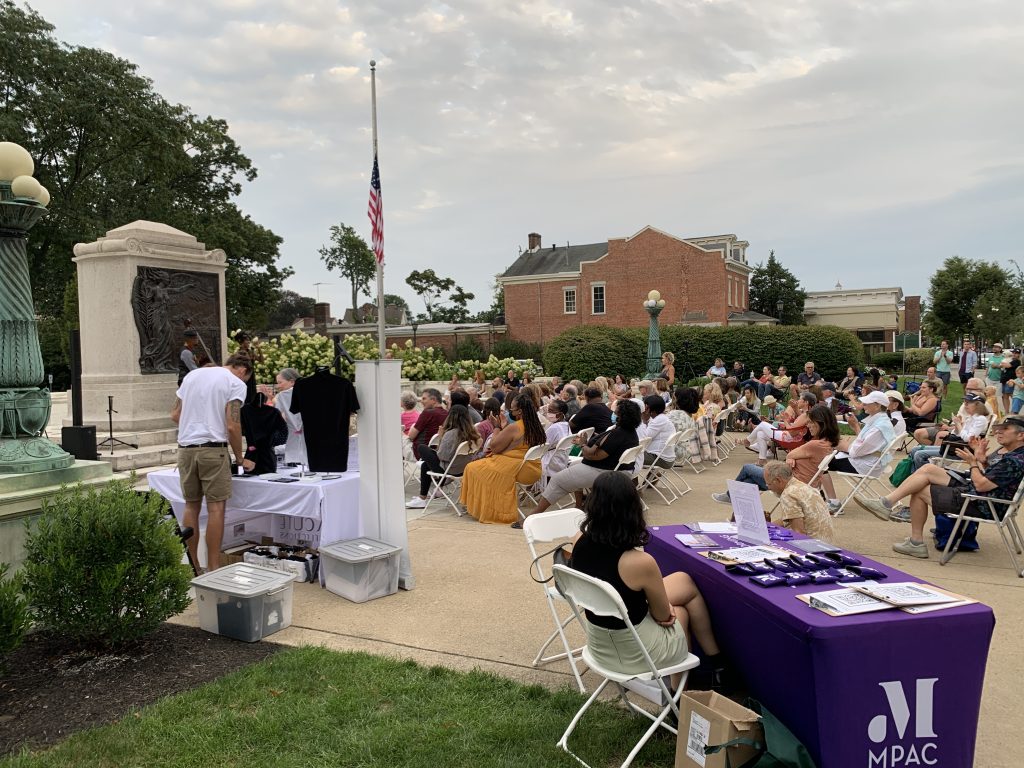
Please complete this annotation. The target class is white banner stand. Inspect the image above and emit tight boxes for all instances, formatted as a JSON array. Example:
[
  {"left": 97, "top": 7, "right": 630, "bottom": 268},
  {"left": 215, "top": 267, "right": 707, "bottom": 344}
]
[{"left": 354, "top": 359, "right": 413, "bottom": 589}]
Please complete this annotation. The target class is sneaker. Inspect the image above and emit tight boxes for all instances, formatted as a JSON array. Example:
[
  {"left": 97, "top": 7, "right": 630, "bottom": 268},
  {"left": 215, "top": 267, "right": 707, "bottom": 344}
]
[
  {"left": 889, "top": 507, "right": 912, "bottom": 523},
  {"left": 405, "top": 497, "right": 428, "bottom": 509},
  {"left": 854, "top": 496, "right": 892, "bottom": 521},
  {"left": 711, "top": 492, "right": 731, "bottom": 504},
  {"left": 892, "top": 537, "right": 929, "bottom": 559},
  {"left": 826, "top": 500, "right": 842, "bottom": 515}
]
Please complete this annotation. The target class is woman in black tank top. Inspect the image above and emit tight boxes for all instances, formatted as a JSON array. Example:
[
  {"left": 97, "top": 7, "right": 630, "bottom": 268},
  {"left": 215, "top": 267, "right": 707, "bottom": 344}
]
[{"left": 571, "top": 472, "right": 725, "bottom": 683}]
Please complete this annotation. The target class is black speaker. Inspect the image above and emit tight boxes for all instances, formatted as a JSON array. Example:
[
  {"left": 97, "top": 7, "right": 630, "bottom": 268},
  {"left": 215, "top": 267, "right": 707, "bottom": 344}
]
[{"left": 61, "top": 425, "right": 98, "bottom": 461}]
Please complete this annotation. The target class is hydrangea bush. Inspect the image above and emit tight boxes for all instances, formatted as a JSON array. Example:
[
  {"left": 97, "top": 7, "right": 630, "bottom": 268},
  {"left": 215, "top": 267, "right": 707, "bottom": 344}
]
[{"left": 228, "top": 329, "right": 539, "bottom": 383}]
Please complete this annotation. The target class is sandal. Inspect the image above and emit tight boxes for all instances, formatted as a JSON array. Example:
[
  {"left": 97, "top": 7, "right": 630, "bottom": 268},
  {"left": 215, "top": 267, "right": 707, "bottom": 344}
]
[{"left": 511, "top": 520, "right": 523, "bottom": 529}]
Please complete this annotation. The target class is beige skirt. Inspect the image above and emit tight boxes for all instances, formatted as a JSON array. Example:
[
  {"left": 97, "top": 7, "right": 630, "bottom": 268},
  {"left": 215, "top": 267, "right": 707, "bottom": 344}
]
[{"left": 584, "top": 614, "right": 688, "bottom": 674}]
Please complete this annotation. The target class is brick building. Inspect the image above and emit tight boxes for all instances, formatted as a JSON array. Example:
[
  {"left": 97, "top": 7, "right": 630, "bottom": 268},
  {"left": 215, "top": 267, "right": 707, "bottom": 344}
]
[{"left": 499, "top": 227, "right": 762, "bottom": 344}]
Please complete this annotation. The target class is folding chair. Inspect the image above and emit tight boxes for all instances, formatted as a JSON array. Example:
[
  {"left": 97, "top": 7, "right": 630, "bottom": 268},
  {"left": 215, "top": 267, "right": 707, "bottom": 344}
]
[
  {"left": 424, "top": 440, "right": 472, "bottom": 514},
  {"left": 939, "top": 478, "right": 1024, "bottom": 577},
  {"left": 673, "top": 426, "right": 705, "bottom": 475},
  {"left": 831, "top": 436, "right": 902, "bottom": 516},
  {"left": 551, "top": 564, "right": 701, "bottom": 768},
  {"left": 614, "top": 444, "right": 648, "bottom": 510},
  {"left": 638, "top": 431, "right": 691, "bottom": 504},
  {"left": 515, "top": 443, "right": 552, "bottom": 519},
  {"left": 900, "top": 399, "right": 942, "bottom": 453},
  {"left": 524, "top": 508, "right": 588, "bottom": 692}
]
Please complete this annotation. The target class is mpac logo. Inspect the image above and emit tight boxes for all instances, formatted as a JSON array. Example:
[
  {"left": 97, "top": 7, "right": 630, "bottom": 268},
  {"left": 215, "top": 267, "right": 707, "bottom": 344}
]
[{"left": 867, "top": 678, "right": 938, "bottom": 767}]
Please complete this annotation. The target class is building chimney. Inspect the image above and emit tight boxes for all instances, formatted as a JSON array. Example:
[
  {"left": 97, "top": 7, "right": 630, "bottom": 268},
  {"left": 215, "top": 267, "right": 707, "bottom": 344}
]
[
  {"left": 314, "top": 302, "right": 330, "bottom": 333},
  {"left": 528, "top": 232, "right": 541, "bottom": 252}
]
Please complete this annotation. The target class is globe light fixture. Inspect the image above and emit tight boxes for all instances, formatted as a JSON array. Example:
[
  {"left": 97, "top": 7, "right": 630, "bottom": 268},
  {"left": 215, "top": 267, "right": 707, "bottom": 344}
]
[{"left": 643, "top": 290, "right": 666, "bottom": 378}]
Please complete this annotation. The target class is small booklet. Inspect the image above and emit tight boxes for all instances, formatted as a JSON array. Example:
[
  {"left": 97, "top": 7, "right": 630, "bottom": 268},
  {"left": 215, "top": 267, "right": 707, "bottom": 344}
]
[
  {"left": 790, "top": 538, "right": 840, "bottom": 554},
  {"left": 706, "top": 545, "right": 793, "bottom": 564},
  {"left": 675, "top": 533, "right": 718, "bottom": 548},
  {"left": 688, "top": 522, "right": 739, "bottom": 534},
  {"left": 850, "top": 581, "right": 962, "bottom": 607},
  {"left": 798, "top": 588, "right": 894, "bottom": 616}
]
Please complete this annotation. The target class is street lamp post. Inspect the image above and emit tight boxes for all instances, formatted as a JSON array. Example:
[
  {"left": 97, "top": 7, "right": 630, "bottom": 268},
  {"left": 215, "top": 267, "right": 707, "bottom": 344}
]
[
  {"left": 643, "top": 290, "right": 666, "bottom": 378},
  {"left": 0, "top": 141, "right": 73, "bottom": 472},
  {"left": 776, "top": 299, "right": 784, "bottom": 324}
]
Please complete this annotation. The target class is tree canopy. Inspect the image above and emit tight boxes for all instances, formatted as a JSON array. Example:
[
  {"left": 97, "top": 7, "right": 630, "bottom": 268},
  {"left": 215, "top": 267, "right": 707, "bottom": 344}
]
[
  {"left": 748, "top": 250, "right": 806, "bottom": 325},
  {"left": 405, "top": 269, "right": 475, "bottom": 322},
  {"left": 266, "top": 290, "right": 316, "bottom": 330},
  {"left": 923, "top": 256, "right": 1020, "bottom": 343},
  {"left": 318, "top": 223, "right": 376, "bottom": 321},
  {"left": 0, "top": 1, "right": 288, "bottom": 329}
]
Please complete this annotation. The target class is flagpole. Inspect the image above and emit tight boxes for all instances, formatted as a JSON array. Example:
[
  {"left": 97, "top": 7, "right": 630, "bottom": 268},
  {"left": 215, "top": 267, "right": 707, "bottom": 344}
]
[{"left": 370, "top": 59, "right": 385, "bottom": 359}]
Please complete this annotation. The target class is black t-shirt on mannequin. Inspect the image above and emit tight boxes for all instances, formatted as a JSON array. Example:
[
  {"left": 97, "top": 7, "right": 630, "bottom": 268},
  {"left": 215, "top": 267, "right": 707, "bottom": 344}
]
[{"left": 289, "top": 368, "right": 360, "bottom": 472}]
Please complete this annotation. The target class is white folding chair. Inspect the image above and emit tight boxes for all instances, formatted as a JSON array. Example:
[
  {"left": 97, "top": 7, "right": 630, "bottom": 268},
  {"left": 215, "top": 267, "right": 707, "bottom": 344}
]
[
  {"left": 524, "top": 508, "right": 588, "bottom": 692},
  {"left": 613, "top": 444, "right": 644, "bottom": 474},
  {"left": 424, "top": 440, "right": 472, "bottom": 515},
  {"left": 428, "top": 432, "right": 441, "bottom": 448},
  {"left": 638, "top": 431, "right": 691, "bottom": 504},
  {"left": 673, "top": 426, "right": 705, "bottom": 475},
  {"left": 552, "top": 565, "right": 700, "bottom": 768},
  {"left": 831, "top": 437, "right": 902, "bottom": 516},
  {"left": 515, "top": 443, "right": 551, "bottom": 519},
  {"left": 939, "top": 477, "right": 1024, "bottom": 577}
]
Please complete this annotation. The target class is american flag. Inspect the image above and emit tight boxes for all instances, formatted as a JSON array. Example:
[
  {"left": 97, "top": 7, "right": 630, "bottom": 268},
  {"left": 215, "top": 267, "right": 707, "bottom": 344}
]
[{"left": 368, "top": 153, "right": 384, "bottom": 264}]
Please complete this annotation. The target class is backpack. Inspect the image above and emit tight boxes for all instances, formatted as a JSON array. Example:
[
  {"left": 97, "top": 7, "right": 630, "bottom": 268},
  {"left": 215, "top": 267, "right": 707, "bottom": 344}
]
[{"left": 933, "top": 513, "right": 980, "bottom": 552}]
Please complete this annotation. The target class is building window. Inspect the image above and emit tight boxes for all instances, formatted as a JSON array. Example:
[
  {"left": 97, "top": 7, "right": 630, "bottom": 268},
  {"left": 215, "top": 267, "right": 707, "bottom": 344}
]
[
  {"left": 563, "top": 288, "right": 576, "bottom": 314},
  {"left": 856, "top": 329, "right": 885, "bottom": 343},
  {"left": 591, "top": 283, "right": 605, "bottom": 315},
  {"left": 728, "top": 279, "right": 734, "bottom": 307}
]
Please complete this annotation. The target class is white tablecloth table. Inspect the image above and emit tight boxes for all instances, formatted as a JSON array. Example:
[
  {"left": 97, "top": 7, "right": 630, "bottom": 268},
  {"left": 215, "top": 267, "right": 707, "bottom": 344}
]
[{"left": 148, "top": 469, "right": 361, "bottom": 548}]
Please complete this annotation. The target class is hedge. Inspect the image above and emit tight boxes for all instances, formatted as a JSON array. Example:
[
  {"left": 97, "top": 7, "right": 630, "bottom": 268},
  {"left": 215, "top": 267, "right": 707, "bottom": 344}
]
[{"left": 544, "top": 325, "right": 864, "bottom": 383}]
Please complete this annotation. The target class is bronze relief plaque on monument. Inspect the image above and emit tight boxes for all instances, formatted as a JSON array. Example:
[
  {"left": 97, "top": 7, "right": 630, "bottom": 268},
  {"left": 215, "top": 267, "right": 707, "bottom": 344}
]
[{"left": 131, "top": 266, "right": 223, "bottom": 374}]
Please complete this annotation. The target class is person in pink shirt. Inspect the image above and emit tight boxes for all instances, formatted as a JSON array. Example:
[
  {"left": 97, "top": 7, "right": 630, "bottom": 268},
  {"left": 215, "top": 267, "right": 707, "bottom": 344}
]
[{"left": 400, "top": 391, "right": 419, "bottom": 435}]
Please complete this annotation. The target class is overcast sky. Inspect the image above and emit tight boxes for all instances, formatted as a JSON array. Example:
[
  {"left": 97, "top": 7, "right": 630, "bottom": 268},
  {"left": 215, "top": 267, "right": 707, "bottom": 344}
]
[{"left": 28, "top": 0, "right": 1024, "bottom": 317}]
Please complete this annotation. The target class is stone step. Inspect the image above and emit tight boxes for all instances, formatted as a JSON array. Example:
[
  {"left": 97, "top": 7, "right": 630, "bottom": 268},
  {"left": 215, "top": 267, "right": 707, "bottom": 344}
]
[{"left": 95, "top": 443, "right": 180, "bottom": 473}]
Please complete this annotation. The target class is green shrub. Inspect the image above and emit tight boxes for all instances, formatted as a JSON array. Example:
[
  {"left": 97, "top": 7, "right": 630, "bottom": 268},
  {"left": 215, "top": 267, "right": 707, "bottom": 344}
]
[
  {"left": 902, "top": 348, "right": 937, "bottom": 375},
  {"left": 543, "top": 324, "right": 864, "bottom": 383},
  {"left": 543, "top": 326, "right": 647, "bottom": 382},
  {"left": 492, "top": 339, "right": 544, "bottom": 361},
  {"left": 454, "top": 339, "right": 485, "bottom": 362},
  {"left": 869, "top": 352, "right": 906, "bottom": 372},
  {"left": 0, "top": 563, "right": 31, "bottom": 665},
  {"left": 22, "top": 479, "right": 193, "bottom": 649}
]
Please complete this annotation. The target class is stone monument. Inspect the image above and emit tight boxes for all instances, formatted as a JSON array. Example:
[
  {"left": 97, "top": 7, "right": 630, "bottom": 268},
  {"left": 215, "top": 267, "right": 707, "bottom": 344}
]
[{"left": 72, "top": 221, "right": 228, "bottom": 431}]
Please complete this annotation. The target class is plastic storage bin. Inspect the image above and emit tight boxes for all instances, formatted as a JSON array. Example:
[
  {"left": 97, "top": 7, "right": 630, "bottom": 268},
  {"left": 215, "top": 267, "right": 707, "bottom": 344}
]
[
  {"left": 319, "top": 538, "right": 402, "bottom": 603},
  {"left": 192, "top": 563, "right": 295, "bottom": 642}
]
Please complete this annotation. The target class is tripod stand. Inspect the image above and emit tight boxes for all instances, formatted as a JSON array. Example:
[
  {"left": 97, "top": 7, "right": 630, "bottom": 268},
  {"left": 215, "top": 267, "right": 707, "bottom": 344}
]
[{"left": 97, "top": 395, "right": 138, "bottom": 455}]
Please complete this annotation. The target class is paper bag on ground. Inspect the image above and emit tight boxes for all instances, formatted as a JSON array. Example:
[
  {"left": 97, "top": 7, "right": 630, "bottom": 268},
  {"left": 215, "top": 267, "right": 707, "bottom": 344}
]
[{"left": 675, "top": 691, "right": 762, "bottom": 768}]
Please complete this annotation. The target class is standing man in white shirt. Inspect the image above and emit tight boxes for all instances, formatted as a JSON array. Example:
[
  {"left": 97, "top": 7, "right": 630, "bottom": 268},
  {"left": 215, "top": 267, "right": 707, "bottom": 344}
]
[
  {"left": 933, "top": 340, "right": 954, "bottom": 389},
  {"left": 171, "top": 354, "right": 255, "bottom": 571}
]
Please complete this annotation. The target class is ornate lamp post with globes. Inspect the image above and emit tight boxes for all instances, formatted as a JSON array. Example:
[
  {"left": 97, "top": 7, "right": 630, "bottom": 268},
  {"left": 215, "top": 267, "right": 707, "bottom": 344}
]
[
  {"left": 0, "top": 141, "right": 73, "bottom": 472},
  {"left": 643, "top": 290, "right": 666, "bottom": 378}
]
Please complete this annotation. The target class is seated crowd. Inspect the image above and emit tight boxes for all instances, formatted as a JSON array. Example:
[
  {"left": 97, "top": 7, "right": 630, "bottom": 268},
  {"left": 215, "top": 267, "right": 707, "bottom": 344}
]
[{"left": 399, "top": 347, "right": 1019, "bottom": 563}]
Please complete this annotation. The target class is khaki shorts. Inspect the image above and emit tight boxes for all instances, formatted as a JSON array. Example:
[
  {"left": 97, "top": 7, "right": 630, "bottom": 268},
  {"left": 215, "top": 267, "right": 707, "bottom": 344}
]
[{"left": 178, "top": 446, "right": 233, "bottom": 503}]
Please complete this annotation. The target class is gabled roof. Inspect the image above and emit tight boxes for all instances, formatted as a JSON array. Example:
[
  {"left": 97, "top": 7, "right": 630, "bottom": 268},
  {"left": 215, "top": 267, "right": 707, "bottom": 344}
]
[{"left": 501, "top": 241, "right": 608, "bottom": 278}]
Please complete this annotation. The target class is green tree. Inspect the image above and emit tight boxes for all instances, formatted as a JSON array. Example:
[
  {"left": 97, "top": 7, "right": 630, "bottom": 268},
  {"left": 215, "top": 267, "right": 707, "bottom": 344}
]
[
  {"left": 383, "top": 293, "right": 410, "bottom": 318},
  {"left": 471, "top": 275, "right": 505, "bottom": 323},
  {"left": 435, "top": 286, "right": 476, "bottom": 322},
  {"left": 406, "top": 269, "right": 455, "bottom": 321},
  {"left": 0, "top": 1, "right": 289, "bottom": 322},
  {"left": 972, "top": 286, "right": 1023, "bottom": 346},
  {"left": 319, "top": 224, "right": 376, "bottom": 322},
  {"left": 748, "top": 250, "right": 807, "bottom": 325},
  {"left": 923, "top": 256, "right": 1012, "bottom": 342},
  {"left": 266, "top": 290, "right": 316, "bottom": 330}
]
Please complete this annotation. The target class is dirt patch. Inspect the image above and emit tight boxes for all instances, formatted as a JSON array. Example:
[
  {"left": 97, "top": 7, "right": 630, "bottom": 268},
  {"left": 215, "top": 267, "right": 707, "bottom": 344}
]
[{"left": 0, "top": 622, "right": 280, "bottom": 757}]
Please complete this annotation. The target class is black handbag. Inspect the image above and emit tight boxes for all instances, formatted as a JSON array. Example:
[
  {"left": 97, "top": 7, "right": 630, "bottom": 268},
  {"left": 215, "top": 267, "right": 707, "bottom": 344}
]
[{"left": 529, "top": 543, "right": 573, "bottom": 597}]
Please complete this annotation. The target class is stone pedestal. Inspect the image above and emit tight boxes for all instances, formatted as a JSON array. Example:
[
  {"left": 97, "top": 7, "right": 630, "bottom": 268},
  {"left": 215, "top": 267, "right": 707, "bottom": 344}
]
[{"left": 71, "top": 221, "right": 227, "bottom": 431}]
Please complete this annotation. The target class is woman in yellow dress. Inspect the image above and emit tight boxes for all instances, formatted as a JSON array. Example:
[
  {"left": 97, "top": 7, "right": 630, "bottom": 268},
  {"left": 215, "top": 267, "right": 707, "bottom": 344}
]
[{"left": 460, "top": 393, "right": 547, "bottom": 524}]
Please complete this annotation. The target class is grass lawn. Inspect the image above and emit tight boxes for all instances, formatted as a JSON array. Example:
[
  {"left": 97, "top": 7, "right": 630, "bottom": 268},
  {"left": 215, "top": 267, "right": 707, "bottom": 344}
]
[{"left": 1, "top": 647, "right": 678, "bottom": 768}]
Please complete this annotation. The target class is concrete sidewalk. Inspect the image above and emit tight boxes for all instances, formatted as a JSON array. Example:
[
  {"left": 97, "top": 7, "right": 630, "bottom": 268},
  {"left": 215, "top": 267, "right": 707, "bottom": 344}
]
[{"left": 170, "top": 447, "right": 1023, "bottom": 767}]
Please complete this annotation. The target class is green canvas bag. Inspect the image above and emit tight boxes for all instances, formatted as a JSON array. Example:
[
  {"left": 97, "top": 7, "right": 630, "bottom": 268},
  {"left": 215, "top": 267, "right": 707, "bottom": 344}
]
[{"left": 704, "top": 699, "right": 817, "bottom": 768}]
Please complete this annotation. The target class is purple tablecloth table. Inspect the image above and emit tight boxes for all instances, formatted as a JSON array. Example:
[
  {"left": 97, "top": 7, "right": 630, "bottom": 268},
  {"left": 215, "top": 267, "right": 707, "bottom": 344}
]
[{"left": 646, "top": 525, "right": 994, "bottom": 768}]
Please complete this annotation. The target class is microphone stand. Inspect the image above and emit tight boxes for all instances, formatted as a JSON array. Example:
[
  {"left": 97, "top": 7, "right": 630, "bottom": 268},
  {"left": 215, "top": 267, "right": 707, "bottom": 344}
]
[{"left": 96, "top": 395, "right": 138, "bottom": 455}]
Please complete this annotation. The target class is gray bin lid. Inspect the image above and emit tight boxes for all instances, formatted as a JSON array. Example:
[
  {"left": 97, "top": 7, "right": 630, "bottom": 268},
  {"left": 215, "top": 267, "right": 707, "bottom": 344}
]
[
  {"left": 191, "top": 562, "right": 294, "bottom": 597},
  {"left": 319, "top": 537, "right": 402, "bottom": 564}
]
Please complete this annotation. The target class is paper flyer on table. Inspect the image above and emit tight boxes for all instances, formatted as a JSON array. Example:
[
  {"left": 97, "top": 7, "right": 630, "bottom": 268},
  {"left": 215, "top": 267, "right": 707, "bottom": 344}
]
[
  {"left": 851, "top": 581, "right": 962, "bottom": 606},
  {"left": 706, "top": 545, "right": 793, "bottom": 564},
  {"left": 727, "top": 480, "right": 770, "bottom": 544},
  {"left": 675, "top": 533, "right": 718, "bottom": 548},
  {"left": 798, "top": 588, "right": 894, "bottom": 616},
  {"left": 689, "top": 522, "right": 738, "bottom": 534}
]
